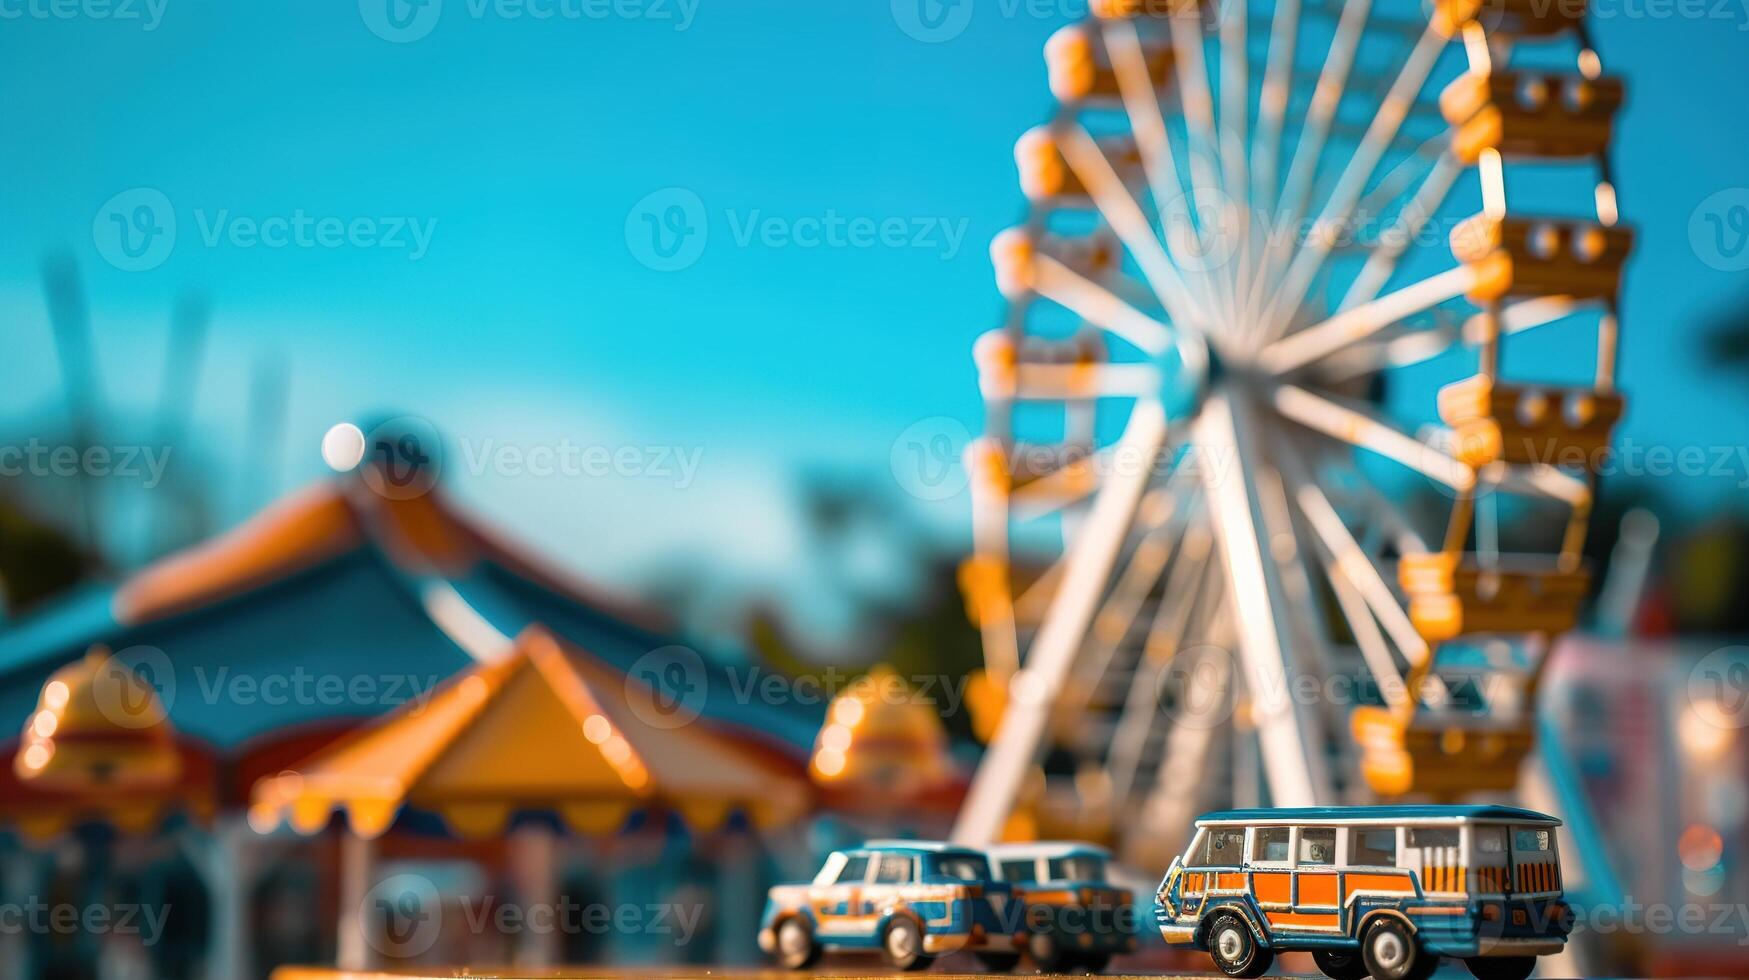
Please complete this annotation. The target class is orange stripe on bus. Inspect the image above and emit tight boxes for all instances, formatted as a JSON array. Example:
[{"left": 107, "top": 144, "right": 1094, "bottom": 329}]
[
  {"left": 1265, "top": 911, "right": 1340, "bottom": 929},
  {"left": 1298, "top": 874, "right": 1339, "bottom": 907},
  {"left": 1216, "top": 873, "right": 1246, "bottom": 890},
  {"left": 1344, "top": 873, "right": 1414, "bottom": 897},
  {"left": 1253, "top": 872, "right": 1292, "bottom": 905}
]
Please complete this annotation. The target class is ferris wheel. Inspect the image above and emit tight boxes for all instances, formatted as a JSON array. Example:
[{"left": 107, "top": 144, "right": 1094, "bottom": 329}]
[{"left": 952, "top": 0, "right": 1630, "bottom": 863}]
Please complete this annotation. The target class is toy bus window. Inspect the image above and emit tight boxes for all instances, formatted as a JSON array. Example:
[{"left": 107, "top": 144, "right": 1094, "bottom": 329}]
[
  {"left": 1251, "top": 827, "right": 1291, "bottom": 864},
  {"left": 874, "top": 854, "right": 914, "bottom": 884},
  {"left": 835, "top": 854, "right": 871, "bottom": 883},
  {"left": 1512, "top": 827, "right": 1552, "bottom": 853},
  {"left": 1348, "top": 828, "right": 1397, "bottom": 866},
  {"left": 1406, "top": 827, "right": 1459, "bottom": 849},
  {"left": 1298, "top": 828, "right": 1336, "bottom": 865},
  {"left": 934, "top": 855, "right": 990, "bottom": 882},
  {"left": 1001, "top": 859, "right": 1038, "bottom": 883},
  {"left": 1200, "top": 828, "right": 1245, "bottom": 866},
  {"left": 1475, "top": 826, "right": 1508, "bottom": 854},
  {"left": 1049, "top": 855, "right": 1106, "bottom": 881}
]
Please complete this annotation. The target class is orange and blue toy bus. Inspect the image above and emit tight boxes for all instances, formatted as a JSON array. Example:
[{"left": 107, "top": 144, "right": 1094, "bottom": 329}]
[
  {"left": 758, "top": 841, "right": 1023, "bottom": 971},
  {"left": 987, "top": 841, "right": 1139, "bottom": 972},
  {"left": 1155, "top": 805, "right": 1572, "bottom": 980}
]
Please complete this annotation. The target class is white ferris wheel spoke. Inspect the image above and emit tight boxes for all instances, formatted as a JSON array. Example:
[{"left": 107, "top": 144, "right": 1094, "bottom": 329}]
[
  {"left": 951, "top": 399, "right": 1169, "bottom": 845},
  {"left": 1272, "top": 384, "right": 1476, "bottom": 493},
  {"left": 1195, "top": 391, "right": 1332, "bottom": 807},
  {"left": 1006, "top": 362, "right": 1161, "bottom": 402},
  {"left": 1266, "top": 23, "right": 1451, "bottom": 341},
  {"left": 1251, "top": 0, "right": 1301, "bottom": 213},
  {"left": 1031, "top": 254, "right": 1174, "bottom": 356},
  {"left": 1103, "top": 19, "right": 1219, "bottom": 325},
  {"left": 1259, "top": 264, "right": 1477, "bottom": 375},
  {"left": 1339, "top": 153, "right": 1465, "bottom": 311},
  {"left": 1167, "top": 7, "right": 1239, "bottom": 332},
  {"left": 1289, "top": 472, "right": 1433, "bottom": 682},
  {"left": 1055, "top": 123, "right": 1204, "bottom": 332},
  {"left": 1258, "top": 0, "right": 1374, "bottom": 325}
]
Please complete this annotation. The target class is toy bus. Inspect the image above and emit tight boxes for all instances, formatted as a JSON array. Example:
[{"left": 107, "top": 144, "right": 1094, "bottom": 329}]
[
  {"left": 1155, "top": 805, "right": 1572, "bottom": 980},
  {"left": 757, "top": 841, "right": 1023, "bottom": 971},
  {"left": 987, "top": 841, "right": 1138, "bottom": 971}
]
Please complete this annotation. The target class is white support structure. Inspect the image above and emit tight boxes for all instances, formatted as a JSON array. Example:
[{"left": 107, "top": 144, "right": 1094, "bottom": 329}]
[
  {"left": 1193, "top": 391, "right": 1332, "bottom": 808},
  {"left": 952, "top": 401, "right": 1168, "bottom": 845}
]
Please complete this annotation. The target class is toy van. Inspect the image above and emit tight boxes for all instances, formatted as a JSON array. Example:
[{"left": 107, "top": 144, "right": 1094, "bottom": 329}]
[
  {"left": 759, "top": 841, "right": 1022, "bottom": 971},
  {"left": 987, "top": 841, "right": 1138, "bottom": 971},
  {"left": 1155, "top": 805, "right": 1571, "bottom": 980}
]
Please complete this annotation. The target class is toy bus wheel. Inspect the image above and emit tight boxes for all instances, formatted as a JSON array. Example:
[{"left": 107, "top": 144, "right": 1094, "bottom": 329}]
[
  {"left": 1465, "top": 955, "right": 1538, "bottom": 980},
  {"left": 1313, "top": 949, "right": 1369, "bottom": 980},
  {"left": 1028, "top": 928, "right": 1072, "bottom": 971},
  {"left": 774, "top": 917, "right": 821, "bottom": 970},
  {"left": 976, "top": 951, "right": 1022, "bottom": 971},
  {"left": 1207, "top": 913, "right": 1274, "bottom": 978},
  {"left": 880, "top": 916, "right": 933, "bottom": 972},
  {"left": 1362, "top": 917, "right": 1436, "bottom": 980}
]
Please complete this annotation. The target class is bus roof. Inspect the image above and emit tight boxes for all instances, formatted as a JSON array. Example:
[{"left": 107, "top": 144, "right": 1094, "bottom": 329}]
[
  {"left": 984, "top": 841, "right": 1111, "bottom": 860},
  {"left": 1195, "top": 805, "right": 1560, "bottom": 826}
]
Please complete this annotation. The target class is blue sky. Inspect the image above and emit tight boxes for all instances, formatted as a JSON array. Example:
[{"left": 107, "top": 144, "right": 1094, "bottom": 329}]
[{"left": 2, "top": 0, "right": 1747, "bottom": 622}]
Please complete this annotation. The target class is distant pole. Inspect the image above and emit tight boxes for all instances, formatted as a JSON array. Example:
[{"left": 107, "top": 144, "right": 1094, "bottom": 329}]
[
  {"left": 145, "top": 290, "right": 209, "bottom": 561},
  {"left": 241, "top": 353, "right": 289, "bottom": 519},
  {"left": 40, "top": 252, "right": 103, "bottom": 556},
  {"left": 1594, "top": 508, "right": 1659, "bottom": 637}
]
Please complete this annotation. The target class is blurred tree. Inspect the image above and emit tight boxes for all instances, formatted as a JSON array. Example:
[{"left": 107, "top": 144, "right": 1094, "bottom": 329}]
[{"left": 0, "top": 497, "right": 90, "bottom": 616}]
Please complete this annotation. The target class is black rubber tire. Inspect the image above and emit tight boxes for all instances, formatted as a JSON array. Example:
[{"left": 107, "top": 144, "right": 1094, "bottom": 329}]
[
  {"left": 1466, "top": 955, "right": 1538, "bottom": 980},
  {"left": 1207, "top": 912, "right": 1275, "bottom": 978},
  {"left": 773, "top": 917, "right": 821, "bottom": 970},
  {"left": 1029, "top": 928, "right": 1076, "bottom": 972},
  {"left": 1362, "top": 917, "right": 1436, "bottom": 980},
  {"left": 880, "top": 916, "right": 933, "bottom": 972},
  {"left": 1078, "top": 950, "right": 1114, "bottom": 973},
  {"left": 1313, "top": 948, "right": 1370, "bottom": 980},
  {"left": 976, "top": 951, "right": 1022, "bottom": 972}
]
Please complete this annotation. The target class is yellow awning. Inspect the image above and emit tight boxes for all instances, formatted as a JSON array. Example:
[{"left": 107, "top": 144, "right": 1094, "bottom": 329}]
[{"left": 251, "top": 626, "right": 808, "bottom": 839}]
